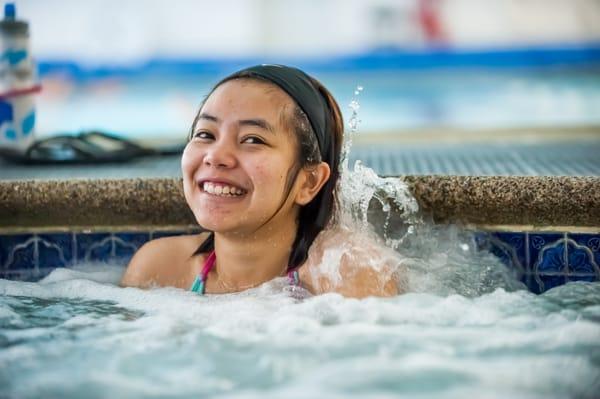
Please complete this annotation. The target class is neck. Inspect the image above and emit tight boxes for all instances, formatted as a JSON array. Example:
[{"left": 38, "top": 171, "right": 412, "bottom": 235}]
[{"left": 212, "top": 217, "right": 298, "bottom": 291}]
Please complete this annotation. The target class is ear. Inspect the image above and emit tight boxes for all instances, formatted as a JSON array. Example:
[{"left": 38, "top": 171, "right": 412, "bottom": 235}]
[{"left": 294, "top": 162, "right": 331, "bottom": 206}]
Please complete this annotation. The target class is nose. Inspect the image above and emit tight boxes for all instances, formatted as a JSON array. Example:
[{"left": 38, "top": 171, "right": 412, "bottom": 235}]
[{"left": 203, "top": 139, "right": 237, "bottom": 169}]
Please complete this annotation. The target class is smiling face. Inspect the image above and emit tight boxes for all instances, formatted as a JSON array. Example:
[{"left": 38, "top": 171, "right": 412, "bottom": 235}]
[{"left": 182, "top": 79, "right": 303, "bottom": 235}]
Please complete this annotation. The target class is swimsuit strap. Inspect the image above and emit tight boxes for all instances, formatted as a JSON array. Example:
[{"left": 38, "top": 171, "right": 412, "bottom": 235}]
[
  {"left": 287, "top": 269, "right": 301, "bottom": 287},
  {"left": 190, "top": 251, "right": 301, "bottom": 295},
  {"left": 190, "top": 251, "right": 216, "bottom": 294}
]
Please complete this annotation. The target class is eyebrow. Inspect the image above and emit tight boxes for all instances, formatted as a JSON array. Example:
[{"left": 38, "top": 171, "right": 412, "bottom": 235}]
[
  {"left": 239, "top": 118, "right": 275, "bottom": 134},
  {"left": 197, "top": 113, "right": 275, "bottom": 134},
  {"left": 198, "top": 113, "right": 219, "bottom": 123}
]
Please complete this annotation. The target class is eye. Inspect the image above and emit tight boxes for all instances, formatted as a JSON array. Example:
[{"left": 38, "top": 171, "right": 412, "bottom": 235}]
[
  {"left": 192, "top": 131, "right": 214, "bottom": 141},
  {"left": 241, "top": 136, "right": 266, "bottom": 145}
]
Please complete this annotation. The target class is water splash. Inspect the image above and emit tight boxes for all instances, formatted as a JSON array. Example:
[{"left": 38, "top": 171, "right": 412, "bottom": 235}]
[
  {"left": 338, "top": 85, "right": 419, "bottom": 249},
  {"left": 341, "top": 85, "right": 362, "bottom": 172},
  {"left": 309, "top": 84, "right": 522, "bottom": 297}
]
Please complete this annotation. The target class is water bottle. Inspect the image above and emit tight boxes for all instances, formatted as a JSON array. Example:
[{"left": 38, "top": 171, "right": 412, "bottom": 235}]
[{"left": 0, "top": 3, "right": 41, "bottom": 155}]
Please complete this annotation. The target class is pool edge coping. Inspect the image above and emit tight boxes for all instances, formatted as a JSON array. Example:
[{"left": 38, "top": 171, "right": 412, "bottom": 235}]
[{"left": 1, "top": 176, "right": 598, "bottom": 229}]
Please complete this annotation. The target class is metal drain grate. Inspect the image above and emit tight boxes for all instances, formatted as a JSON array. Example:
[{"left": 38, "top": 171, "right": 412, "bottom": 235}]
[
  {"left": 1, "top": 140, "right": 598, "bottom": 180},
  {"left": 349, "top": 141, "right": 600, "bottom": 176}
]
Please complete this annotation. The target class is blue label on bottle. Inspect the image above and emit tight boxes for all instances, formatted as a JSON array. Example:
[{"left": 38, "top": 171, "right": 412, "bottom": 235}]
[
  {"left": 5, "top": 127, "right": 16, "bottom": 140},
  {"left": 1, "top": 49, "right": 27, "bottom": 65},
  {"left": 0, "top": 100, "right": 14, "bottom": 125},
  {"left": 22, "top": 110, "right": 35, "bottom": 135}
]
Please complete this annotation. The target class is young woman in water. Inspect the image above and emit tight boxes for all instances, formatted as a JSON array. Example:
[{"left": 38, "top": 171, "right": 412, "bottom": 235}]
[{"left": 120, "top": 64, "right": 399, "bottom": 298}]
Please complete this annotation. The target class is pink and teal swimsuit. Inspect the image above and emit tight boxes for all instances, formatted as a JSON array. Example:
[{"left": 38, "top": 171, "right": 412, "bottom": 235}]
[{"left": 190, "top": 251, "right": 301, "bottom": 295}]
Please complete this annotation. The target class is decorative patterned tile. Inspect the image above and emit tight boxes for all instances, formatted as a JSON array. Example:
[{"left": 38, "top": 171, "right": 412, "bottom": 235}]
[
  {"left": 113, "top": 232, "right": 150, "bottom": 260},
  {"left": 489, "top": 232, "right": 527, "bottom": 275},
  {"left": 473, "top": 232, "right": 527, "bottom": 286},
  {"left": 0, "top": 234, "right": 19, "bottom": 268},
  {"left": 528, "top": 233, "right": 571, "bottom": 293},
  {"left": 1, "top": 228, "right": 598, "bottom": 293},
  {"left": 568, "top": 234, "right": 600, "bottom": 281},
  {"left": 566, "top": 239, "right": 597, "bottom": 275},
  {"left": 75, "top": 232, "right": 113, "bottom": 263},
  {"left": 529, "top": 233, "right": 566, "bottom": 274},
  {"left": 37, "top": 233, "right": 74, "bottom": 269},
  {"left": 536, "top": 242, "right": 567, "bottom": 274},
  {"left": 0, "top": 234, "right": 37, "bottom": 271},
  {"left": 526, "top": 275, "right": 543, "bottom": 294}
]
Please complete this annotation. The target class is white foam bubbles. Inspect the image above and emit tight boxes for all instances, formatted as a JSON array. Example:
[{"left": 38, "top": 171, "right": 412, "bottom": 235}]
[{"left": 1, "top": 268, "right": 599, "bottom": 398}]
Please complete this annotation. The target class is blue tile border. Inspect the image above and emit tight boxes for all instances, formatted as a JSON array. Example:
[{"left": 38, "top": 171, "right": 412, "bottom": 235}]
[
  {"left": 113, "top": 232, "right": 151, "bottom": 259},
  {"left": 0, "top": 230, "right": 189, "bottom": 280},
  {"left": 1, "top": 229, "right": 599, "bottom": 293},
  {"left": 452, "top": 230, "right": 599, "bottom": 293},
  {"left": 75, "top": 233, "right": 113, "bottom": 264},
  {"left": 569, "top": 234, "right": 600, "bottom": 276},
  {"left": 0, "top": 234, "right": 36, "bottom": 272},
  {"left": 37, "top": 233, "right": 73, "bottom": 269},
  {"left": 474, "top": 232, "right": 528, "bottom": 287}
]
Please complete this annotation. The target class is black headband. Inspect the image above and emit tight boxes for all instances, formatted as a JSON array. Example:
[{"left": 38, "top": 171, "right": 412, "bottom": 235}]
[{"left": 223, "top": 64, "right": 332, "bottom": 164}]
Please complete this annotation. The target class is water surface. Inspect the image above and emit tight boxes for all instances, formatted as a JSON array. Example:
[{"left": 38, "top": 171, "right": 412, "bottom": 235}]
[{"left": 1, "top": 266, "right": 599, "bottom": 399}]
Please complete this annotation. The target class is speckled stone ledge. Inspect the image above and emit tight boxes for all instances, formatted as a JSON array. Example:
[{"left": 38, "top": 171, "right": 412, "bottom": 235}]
[
  {"left": 401, "top": 176, "right": 600, "bottom": 228},
  {"left": 0, "top": 176, "right": 598, "bottom": 230},
  {"left": 0, "top": 179, "right": 195, "bottom": 230}
]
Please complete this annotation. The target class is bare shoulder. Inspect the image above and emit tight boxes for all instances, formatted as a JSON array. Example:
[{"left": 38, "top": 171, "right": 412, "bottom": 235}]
[
  {"left": 298, "top": 226, "right": 401, "bottom": 298},
  {"left": 120, "top": 232, "right": 210, "bottom": 289}
]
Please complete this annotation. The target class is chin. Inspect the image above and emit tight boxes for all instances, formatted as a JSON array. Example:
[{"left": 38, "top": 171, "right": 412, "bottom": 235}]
[{"left": 194, "top": 213, "right": 239, "bottom": 233}]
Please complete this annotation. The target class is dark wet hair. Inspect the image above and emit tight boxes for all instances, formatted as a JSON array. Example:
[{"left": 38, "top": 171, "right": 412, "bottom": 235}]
[{"left": 190, "top": 65, "right": 344, "bottom": 270}]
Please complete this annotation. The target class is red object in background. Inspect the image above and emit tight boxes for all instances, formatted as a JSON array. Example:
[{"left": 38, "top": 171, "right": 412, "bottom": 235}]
[
  {"left": 418, "top": 0, "right": 446, "bottom": 44},
  {"left": 0, "top": 84, "right": 42, "bottom": 100}
]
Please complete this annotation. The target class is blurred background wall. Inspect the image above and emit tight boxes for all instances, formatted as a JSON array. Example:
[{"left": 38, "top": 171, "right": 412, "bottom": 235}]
[
  {"left": 8, "top": 0, "right": 600, "bottom": 139},
  {"left": 19, "top": 0, "right": 600, "bottom": 64}
]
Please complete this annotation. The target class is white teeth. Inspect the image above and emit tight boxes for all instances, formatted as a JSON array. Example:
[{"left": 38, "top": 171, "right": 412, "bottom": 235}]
[{"left": 202, "top": 182, "right": 244, "bottom": 197}]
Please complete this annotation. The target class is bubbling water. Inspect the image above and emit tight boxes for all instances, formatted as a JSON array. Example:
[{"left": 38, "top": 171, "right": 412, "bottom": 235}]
[
  {"left": 308, "top": 85, "right": 524, "bottom": 297},
  {"left": 1, "top": 268, "right": 598, "bottom": 399}
]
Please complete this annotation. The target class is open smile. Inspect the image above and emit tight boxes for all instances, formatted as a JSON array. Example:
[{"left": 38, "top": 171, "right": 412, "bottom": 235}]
[{"left": 198, "top": 180, "right": 248, "bottom": 198}]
